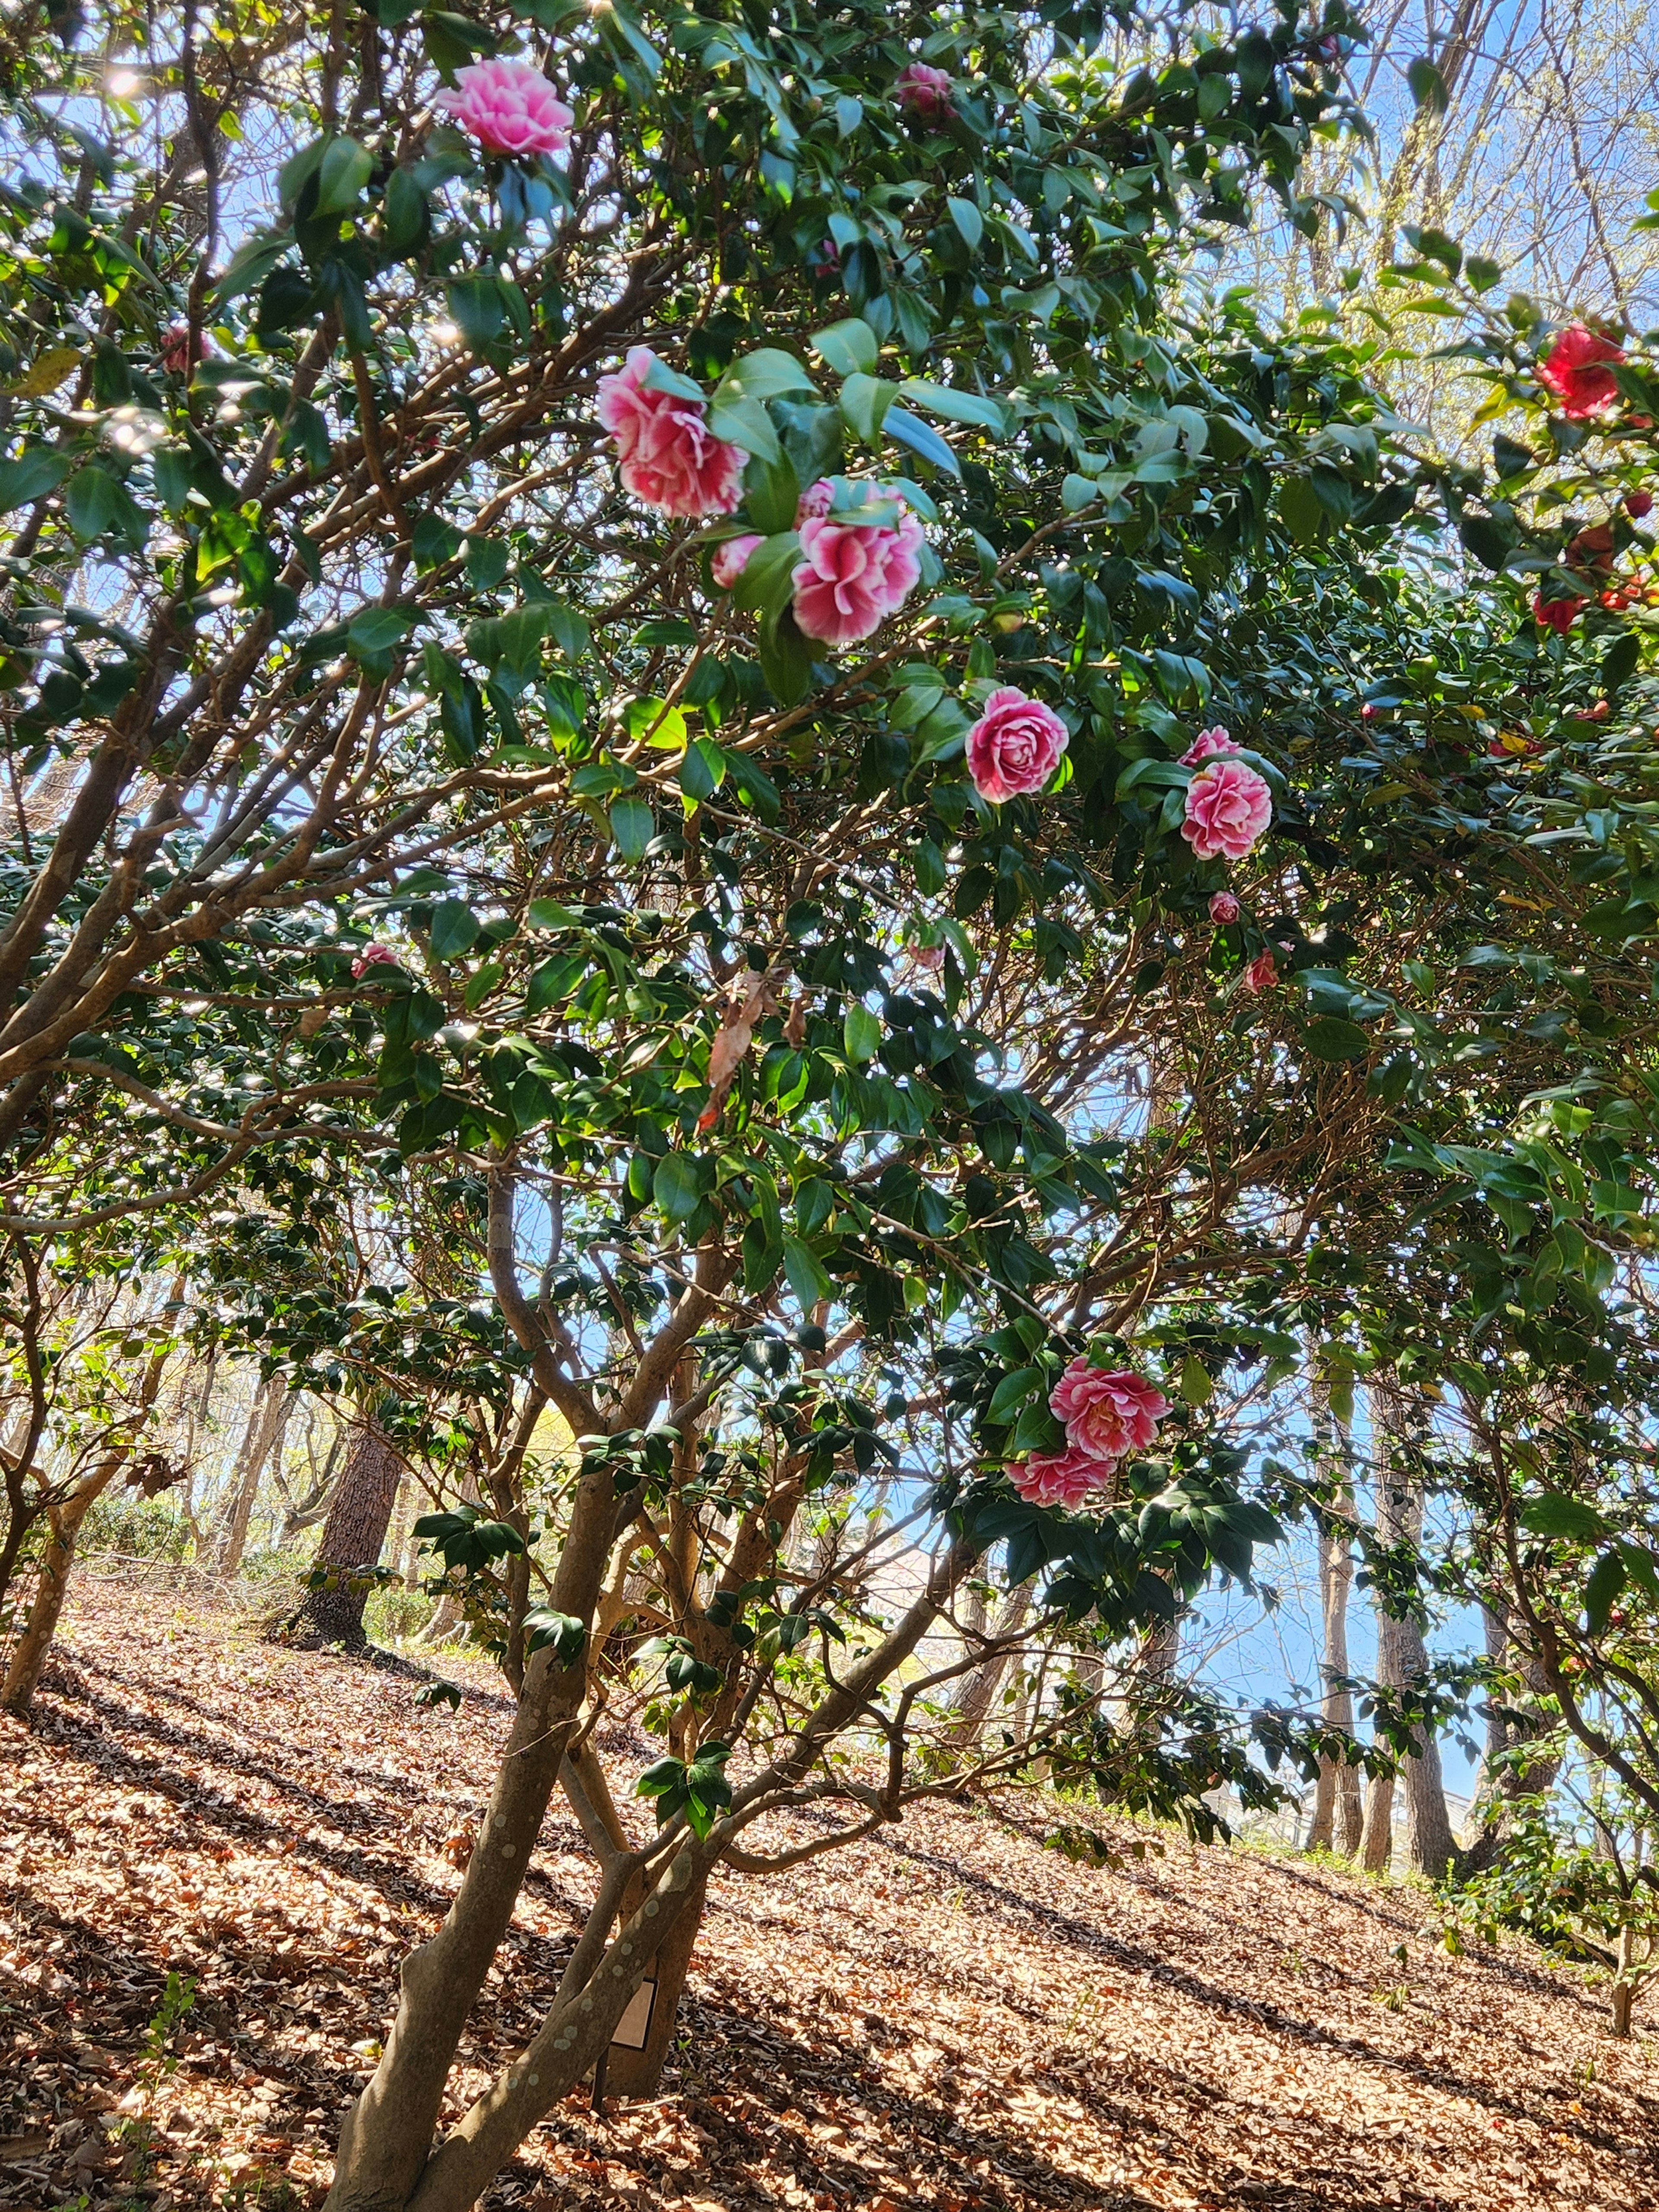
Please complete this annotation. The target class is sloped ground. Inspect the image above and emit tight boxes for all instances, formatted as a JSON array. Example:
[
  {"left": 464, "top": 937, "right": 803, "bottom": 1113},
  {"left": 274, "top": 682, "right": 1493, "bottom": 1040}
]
[{"left": 1, "top": 1582, "right": 1654, "bottom": 2212}]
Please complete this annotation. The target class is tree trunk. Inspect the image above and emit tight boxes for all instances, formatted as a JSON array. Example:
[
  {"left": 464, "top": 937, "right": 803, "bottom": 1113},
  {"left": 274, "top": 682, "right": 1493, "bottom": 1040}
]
[
  {"left": 1306, "top": 1391, "right": 1363, "bottom": 1856},
  {"left": 0, "top": 1456, "right": 121, "bottom": 1714},
  {"left": 946, "top": 1582, "right": 1033, "bottom": 1752},
  {"left": 1459, "top": 1600, "right": 1564, "bottom": 1875},
  {"left": 216, "top": 1377, "right": 290, "bottom": 1580},
  {"left": 1363, "top": 1386, "right": 1457, "bottom": 1881},
  {"left": 297, "top": 1419, "right": 403, "bottom": 1648}
]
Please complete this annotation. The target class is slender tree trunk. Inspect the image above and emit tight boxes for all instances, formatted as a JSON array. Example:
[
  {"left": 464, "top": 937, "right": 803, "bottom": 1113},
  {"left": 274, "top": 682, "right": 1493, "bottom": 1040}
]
[
  {"left": 216, "top": 1377, "right": 290, "bottom": 1580},
  {"left": 1459, "top": 1599, "right": 1564, "bottom": 1875},
  {"left": 297, "top": 1419, "right": 403, "bottom": 1648},
  {"left": 1360, "top": 1386, "right": 1457, "bottom": 1880},
  {"left": 946, "top": 1582, "right": 1033, "bottom": 1751},
  {"left": 0, "top": 1456, "right": 121, "bottom": 1715},
  {"left": 1307, "top": 1387, "right": 1363, "bottom": 1856}
]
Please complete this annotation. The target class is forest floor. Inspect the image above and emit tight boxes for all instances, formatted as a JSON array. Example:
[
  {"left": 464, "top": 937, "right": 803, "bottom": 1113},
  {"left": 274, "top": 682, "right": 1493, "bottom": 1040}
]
[{"left": 2, "top": 1583, "right": 1655, "bottom": 2212}]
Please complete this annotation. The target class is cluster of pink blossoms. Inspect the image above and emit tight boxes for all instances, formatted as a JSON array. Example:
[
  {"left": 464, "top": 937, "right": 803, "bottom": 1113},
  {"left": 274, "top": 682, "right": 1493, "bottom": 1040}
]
[
  {"left": 1008, "top": 1357, "right": 1170, "bottom": 1511},
  {"left": 1178, "top": 726, "right": 1272, "bottom": 862},
  {"left": 894, "top": 61, "right": 955, "bottom": 119},
  {"left": 436, "top": 57, "right": 573, "bottom": 158},
  {"left": 711, "top": 481, "right": 925, "bottom": 647},
  {"left": 597, "top": 348, "right": 747, "bottom": 520}
]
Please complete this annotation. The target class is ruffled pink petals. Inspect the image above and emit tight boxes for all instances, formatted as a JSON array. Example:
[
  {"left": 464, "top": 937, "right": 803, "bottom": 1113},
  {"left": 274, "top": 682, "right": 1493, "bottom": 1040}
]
[
  {"left": 1182, "top": 756, "right": 1272, "bottom": 862},
  {"left": 965, "top": 688, "right": 1069, "bottom": 802},
  {"left": 1180, "top": 725, "right": 1239, "bottom": 766},
  {"left": 352, "top": 943, "right": 399, "bottom": 979},
  {"left": 1009, "top": 1448, "right": 1117, "bottom": 1512},
  {"left": 791, "top": 483, "right": 923, "bottom": 646},
  {"left": 597, "top": 348, "right": 745, "bottom": 519},
  {"left": 435, "top": 59, "right": 573, "bottom": 159},
  {"left": 1049, "top": 1360, "right": 1170, "bottom": 1463},
  {"left": 1242, "top": 950, "right": 1278, "bottom": 993},
  {"left": 711, "top": 534, "right": 762, "bottom": 589},
  {"left": 895, "top": 62, "right": 954, "bottom": 120},
  {"left": 1208, "top": 891, "right": 1241, "bottom": 925}
]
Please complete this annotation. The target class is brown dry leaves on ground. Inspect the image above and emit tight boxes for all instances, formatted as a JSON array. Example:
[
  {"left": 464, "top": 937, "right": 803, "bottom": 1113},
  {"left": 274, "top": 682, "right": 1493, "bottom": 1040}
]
[{"left": 1, "top": 1583, "right": 1655, "bottom": 2212}]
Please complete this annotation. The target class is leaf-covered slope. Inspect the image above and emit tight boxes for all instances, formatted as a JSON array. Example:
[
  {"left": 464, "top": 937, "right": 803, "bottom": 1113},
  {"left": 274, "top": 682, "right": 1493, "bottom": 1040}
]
[{"left": 2, "top": 1585, "right": 1653, "bottom": 2212}]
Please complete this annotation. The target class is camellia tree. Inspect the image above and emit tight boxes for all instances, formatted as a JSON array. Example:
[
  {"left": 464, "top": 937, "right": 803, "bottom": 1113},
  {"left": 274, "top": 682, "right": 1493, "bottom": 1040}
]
[{"left": 8, "top": 2, "right": 1615, "bottom": 2209}]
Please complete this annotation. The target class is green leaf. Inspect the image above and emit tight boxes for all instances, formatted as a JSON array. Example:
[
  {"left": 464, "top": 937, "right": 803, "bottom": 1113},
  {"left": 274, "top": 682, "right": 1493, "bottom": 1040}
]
[
  {"left": 758, "top": 606, "right": 814, "bottom": 705},
  {"left": 1407, "top": 56, "right": 1448, "bottom": 114},
  {"left": 707, "top": 393, "right": 782, "bottom": 465},
  {"left": 885, "top": 405, "right": 961, "bottom": 477},
  {"left": 715, "top": 348, "right": 817, "bottom": 403},
  {"left": 812, "top": 318, "right": 878, "bottom": 377},
  {"left": 65, "top": 466, "right": 144, "bottom": 546},
  {"left": 653, "top": 1151, "right": 703, "bottom": 1224},
  {"left": 523, "top": 1607, "right": 588, "bottom": 1666},
  {"left": 814, "top": 316, "right": 885, "bottom": 376},
  {"left": 843, "top": 1003, "right": 881, "bottom": 1062},
  {"left": 1519, "top": 1493, "right": 1609, "bottom": 1542},
  {"left": 986, "top": 1366, "right": 1042, "bottom": 1422},
  {"left": 0, "top": 448, "right": 68, "bottom": 511},
  {"left": 1302, "top": 1016, "right": 1372, "bottom": 1063},
  {"left": 898, "top": 379, "right": 1004, "bottom": 434},
  {"left": 447, "top": 275, "right": 505, "bottom": 351},
  {"left": 429, "top": 899, "right": 479, "bottom": 960},
  {"left": 1583, "top": 1548, "right": 1625, "bottom": 1637},
  {"left": 947, "top": 196, "right": 983, "bottom": 251},
  {"left": 315, "top": 135, "right": 373, "bottom": 217},
  {"left": 839, "top": 373, "right": 896, "bottom": 446},
  {"left": 781, "top": 1234, "right": 833, "bottom": 1310},
  {"left": 625, "top": 696, "right": 687, "bottom": 749},
  {"left": 732, "top": 531, "right": 801, "bottom": 616},
  {"left": 680, "top": 736, "right": 727, "bottom": 802},
  {"left": 609, "top": 795, "right": 655, "bottom": 861}
]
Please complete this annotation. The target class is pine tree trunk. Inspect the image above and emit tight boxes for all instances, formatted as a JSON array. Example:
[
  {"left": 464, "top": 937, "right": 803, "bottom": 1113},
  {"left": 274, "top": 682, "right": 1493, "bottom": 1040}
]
[
  {"left": 216, "top": 1378, "right": 290, "bottom": 1580},
  {"left": 297, "top": 1420, "right": 403, "bottom": 1648}
]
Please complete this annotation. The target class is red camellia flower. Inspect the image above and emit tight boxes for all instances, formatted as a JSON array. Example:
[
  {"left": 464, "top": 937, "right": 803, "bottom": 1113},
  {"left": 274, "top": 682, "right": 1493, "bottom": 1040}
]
[
  {"left": 597, "top": 348, "right": 745, "bottom": 519},
  {"left": 791, "top": 483, "right": 924, "bottom": 646},
  {"left": 895, "top": 61, "right": 954, "bottom": 119},
  {"left": 352, "top": 943, "right": 399, "bottom": 979},
  {"left": 434, "top": 58, "right": 573, "bottom": 159},
  {"left": 1242, "top": 950, "right": 1278, "bottom": 993},
  {"left": 1208, "top": 890, "right": 1241, "bottom": 925},
  {"left": 1538, "top": 321, "right": 1625, "bottom": 419},
  {"left": 1182, "top": 757, "right": 1272, "bottom": 861},
  {"left": 711, "top": 534, "right": 762, "bottom": 589},
  {"left": 1626, "top": 489, "right": 1654, "bottom": 519},
  {"left": 965, "top": 687, "right": 1070, "bottom": 802},
  {"left": 1566, "top": 521, "right": 1615, "bottom": 575},
  {"left": 1049, "top": 1359, "right": 1170, "bottom": 1463},
  {"left": 1360, "top": 702, "right": 1379, "bottom": 720},
  {"left": 1533, "top": 590, "right": 1586, "bottom": 635},
  {"left": 1008, "top": 1447, "right": 1118, "bottom": 1512}
]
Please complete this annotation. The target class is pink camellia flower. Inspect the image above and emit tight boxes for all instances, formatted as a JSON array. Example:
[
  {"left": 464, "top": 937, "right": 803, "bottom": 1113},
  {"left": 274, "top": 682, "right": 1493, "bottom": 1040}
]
[
  {"left": 160, "top": 322, "right": 210, "bottom": 375},
  {"left": 795, "top": 478, "right": 836, "bottom": 524},
  {"left": 1182, "top": 756, "right": 1273, "bottom": 862},
  {"left": 352, "top": 943, "right": 399, "bottom": 979},
  {"left": 965, "top": 687, "right": 1069, "bottom": 803},
  {"left": 1538, "top": 321, "right": 1625, "bottom": 420},
  {"left": 435, "top": 58, "right": 574, "bottom": 159},
  {"left": 895, "top": 61, "right": 954, "bottom": 119},
  {"left": 912, "top": 943, "right": 946, "bottom": 972},
  {"left": 1009, "top": 1447, "right": 1117, "bottom": 1513},
  {"left": 1049, "top": 1359, "right": 1170, "bottom": 1463},
  {"left": 711, "top": 534, "right": 762, "bottom": 589},
  {"left": 791, "top": 486, "right": 923, "bottom": 646},
  {"left": 1242, "top": 950, "right": 1278, "bottom": 993},
  {"left": 1208, "top": 890, "right": 1241, "bottom": 925},
  {"left": 597, "top": 348, "right": 745, "bottom": 519},
  {"left": 1180, "top": 725, "right": 1239, "bottom": 767}
]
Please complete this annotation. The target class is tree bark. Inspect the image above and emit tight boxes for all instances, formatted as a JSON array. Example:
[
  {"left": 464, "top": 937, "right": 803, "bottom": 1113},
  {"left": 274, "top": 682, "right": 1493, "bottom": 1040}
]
[
  {"left": 1306, "top": 1390, "right": 1363, "bottom": 1857},
  {"left": 1361, "top": 1386, "right": 1457, "bottom": 1881},
  {"left": 216, "top": 1377, "right": 290, "bottom": 1579},
  {"left": 1459, "top": 1599, "right": 1564, "bottom": 1876},
  {"left": 946, "top": 1582, "right": 1033, "bottom": 1752},
  {"left": 297, "top": 1418, "right": 403, "bottom": 1648},
  {"left": 0, "top": 1455, "right": 120, "bottom": 1715}
]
